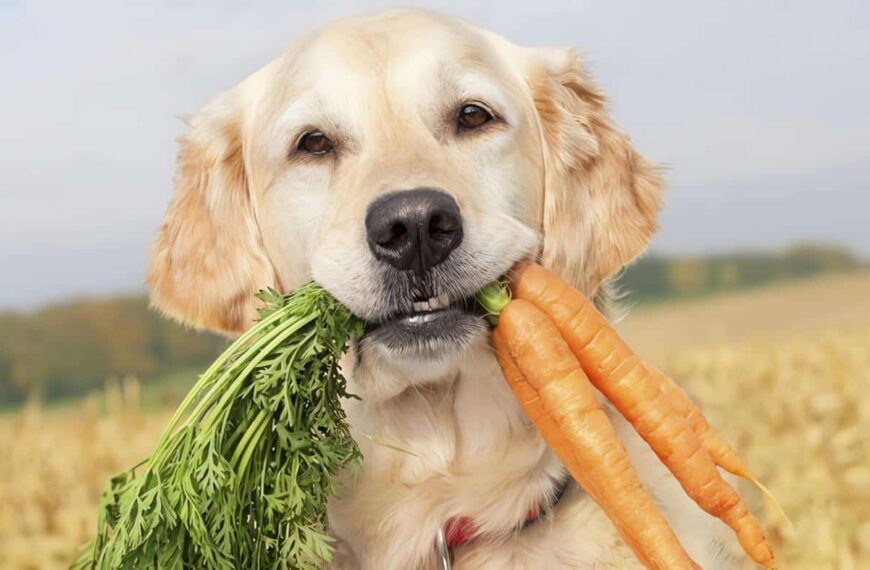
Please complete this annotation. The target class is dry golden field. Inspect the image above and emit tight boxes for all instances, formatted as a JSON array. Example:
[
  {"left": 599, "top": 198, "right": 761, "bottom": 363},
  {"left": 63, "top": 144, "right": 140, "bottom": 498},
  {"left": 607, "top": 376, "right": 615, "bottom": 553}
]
[
  {"left": 2, "top": 272, "right": 869, "bottom": 569},
  {"left": 619, "top": 271, "right": 870, "bottom": 569}
]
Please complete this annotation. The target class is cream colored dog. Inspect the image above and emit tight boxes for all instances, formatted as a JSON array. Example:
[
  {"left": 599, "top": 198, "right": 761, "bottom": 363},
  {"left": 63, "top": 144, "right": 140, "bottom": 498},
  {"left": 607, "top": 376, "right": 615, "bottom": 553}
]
[{"left": 147, "top": 9, "right": 737, "bottom": 569}]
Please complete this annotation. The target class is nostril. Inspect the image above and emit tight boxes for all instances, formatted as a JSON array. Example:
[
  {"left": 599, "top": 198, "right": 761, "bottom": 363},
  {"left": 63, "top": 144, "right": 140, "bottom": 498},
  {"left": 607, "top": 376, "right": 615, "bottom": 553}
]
[
  {"left": 429, "top": 212, "right": 456, "bottom": 236},
  {"left": 378, "top": 222, "right": 408, "bottom": 248}
]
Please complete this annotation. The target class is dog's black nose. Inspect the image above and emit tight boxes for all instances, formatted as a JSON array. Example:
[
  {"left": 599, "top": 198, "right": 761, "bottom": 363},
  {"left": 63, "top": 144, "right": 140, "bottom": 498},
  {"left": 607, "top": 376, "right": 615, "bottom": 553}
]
[{"left": 365, "top": 188, "right": 463, "bottom": 274}]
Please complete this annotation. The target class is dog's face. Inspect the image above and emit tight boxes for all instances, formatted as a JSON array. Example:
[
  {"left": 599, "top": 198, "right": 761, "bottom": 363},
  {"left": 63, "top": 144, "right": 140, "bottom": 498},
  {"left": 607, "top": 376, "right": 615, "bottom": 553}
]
[
  {"left": 148, "top": 10, "right": 662, "bottom": 382},
  {"left": 253, "top": 14, "right": 545, "bottom": 366}
]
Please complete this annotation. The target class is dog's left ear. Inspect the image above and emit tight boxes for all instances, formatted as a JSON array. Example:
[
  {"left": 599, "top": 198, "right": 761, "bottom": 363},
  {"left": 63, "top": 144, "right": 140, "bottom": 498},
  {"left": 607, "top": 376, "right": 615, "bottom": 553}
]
[{"left": 529, "top": 49, "right": 663, "bottom": 294}]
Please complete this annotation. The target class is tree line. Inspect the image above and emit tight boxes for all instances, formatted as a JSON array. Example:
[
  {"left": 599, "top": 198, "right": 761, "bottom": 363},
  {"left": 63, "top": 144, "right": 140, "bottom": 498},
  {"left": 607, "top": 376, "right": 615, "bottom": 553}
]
[
  {"left": 617, "top": 243, "right": 865, "bottom": 302},
  {"left": 0, "top": 296, "right": 226, "bottom": 406}
]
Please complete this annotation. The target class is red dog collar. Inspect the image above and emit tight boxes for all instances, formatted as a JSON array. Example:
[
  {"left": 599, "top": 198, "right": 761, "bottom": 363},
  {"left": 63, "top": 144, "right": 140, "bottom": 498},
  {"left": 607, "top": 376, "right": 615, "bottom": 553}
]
[{"left": 442, "top": 475, "right": 572, "bottom": 549}]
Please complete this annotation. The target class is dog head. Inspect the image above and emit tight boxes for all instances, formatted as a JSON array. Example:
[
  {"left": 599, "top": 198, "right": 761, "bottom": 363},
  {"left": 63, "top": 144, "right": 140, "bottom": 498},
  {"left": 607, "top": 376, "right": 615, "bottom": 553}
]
[{"left": 148, "top": 10, "right": 662, "bottom": 383}]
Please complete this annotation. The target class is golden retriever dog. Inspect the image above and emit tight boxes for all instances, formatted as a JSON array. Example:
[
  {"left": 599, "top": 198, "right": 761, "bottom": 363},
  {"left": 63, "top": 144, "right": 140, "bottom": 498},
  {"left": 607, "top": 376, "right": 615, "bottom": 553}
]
[{"left": 147, "top": 9, "right": 737, "bottom": 569}]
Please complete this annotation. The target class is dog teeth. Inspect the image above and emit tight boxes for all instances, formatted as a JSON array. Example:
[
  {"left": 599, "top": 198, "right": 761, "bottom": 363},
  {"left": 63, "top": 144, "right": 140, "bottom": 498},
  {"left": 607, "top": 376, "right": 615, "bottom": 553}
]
[
  {"left": 428, "top": 293, "right": 450, "bottom": 310},
  {"left": 412, "top": 294, "right": 451, "bottom": 313}
]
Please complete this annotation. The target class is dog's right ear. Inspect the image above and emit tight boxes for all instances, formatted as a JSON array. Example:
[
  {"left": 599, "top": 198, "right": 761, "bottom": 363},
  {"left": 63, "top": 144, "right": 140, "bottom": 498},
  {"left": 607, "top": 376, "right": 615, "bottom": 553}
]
[
  {"left": 148, "top": 87, "right": 275, "bottom": 335},
  {"left": 526, "top": 48, "right": 663, "bottom": 296}
]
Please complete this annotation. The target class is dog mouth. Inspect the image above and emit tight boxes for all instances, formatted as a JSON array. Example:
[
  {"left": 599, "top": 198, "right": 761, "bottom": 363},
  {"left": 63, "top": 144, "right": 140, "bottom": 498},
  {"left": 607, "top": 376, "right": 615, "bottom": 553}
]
[{"left": 363, "top": 290, "right": 486, "bottom": 356}]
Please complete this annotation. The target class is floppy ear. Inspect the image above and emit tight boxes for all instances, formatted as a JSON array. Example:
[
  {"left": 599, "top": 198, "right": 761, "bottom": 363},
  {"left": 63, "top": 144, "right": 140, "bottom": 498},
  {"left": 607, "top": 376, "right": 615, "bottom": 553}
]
[
  {"left": 530, "top": 49, "right": 663, "bottom": 295},
  {"left": 147, "top": 91, "right": 275, "bottom": 334}
]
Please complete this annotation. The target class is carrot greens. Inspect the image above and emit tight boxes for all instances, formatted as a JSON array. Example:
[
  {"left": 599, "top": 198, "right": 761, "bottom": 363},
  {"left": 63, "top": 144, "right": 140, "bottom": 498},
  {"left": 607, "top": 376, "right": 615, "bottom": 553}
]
[{"left": 73, "top": 283, "right": 363, "bottom": 570}]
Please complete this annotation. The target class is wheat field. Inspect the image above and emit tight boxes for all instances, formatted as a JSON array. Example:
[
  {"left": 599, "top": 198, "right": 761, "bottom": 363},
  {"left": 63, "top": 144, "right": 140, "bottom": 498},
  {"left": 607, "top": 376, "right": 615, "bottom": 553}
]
[{"left": 2, "top": 272, "right": 869, "bottom": 569}]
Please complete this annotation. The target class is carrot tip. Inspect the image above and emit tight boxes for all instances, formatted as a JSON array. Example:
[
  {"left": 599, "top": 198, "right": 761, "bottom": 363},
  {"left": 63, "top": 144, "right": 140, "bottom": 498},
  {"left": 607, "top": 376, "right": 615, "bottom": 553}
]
[
  {"left": 728, "top": 462, "right": 792, "bottom": 530},
  {"left": 747, "top": 475, "right": 793, "bottom": 531}
]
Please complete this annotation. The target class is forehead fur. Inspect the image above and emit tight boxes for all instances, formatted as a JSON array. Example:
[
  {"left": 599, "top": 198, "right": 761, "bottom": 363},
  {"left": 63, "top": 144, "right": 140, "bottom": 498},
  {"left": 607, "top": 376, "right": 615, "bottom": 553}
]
[
  {"left": 302, "top": 10, "right": 485, "bottom": 67},
  {"left": 266, "top": 10, "right": 519, "bottom": 108}
]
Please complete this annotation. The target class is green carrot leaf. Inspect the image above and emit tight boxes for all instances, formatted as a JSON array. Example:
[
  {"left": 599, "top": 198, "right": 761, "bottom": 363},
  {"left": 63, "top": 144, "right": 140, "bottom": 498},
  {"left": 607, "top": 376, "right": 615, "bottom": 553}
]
[{"left": 73, "top": 283, "right": 363, "bottom": 570}]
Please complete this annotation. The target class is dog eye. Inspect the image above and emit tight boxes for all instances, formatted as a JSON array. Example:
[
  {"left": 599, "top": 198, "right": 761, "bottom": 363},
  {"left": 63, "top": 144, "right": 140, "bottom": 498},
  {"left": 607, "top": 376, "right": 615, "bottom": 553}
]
[
  {"left": 457, "top": 103, "right": 493, "bottom": 130},
  {"left": 298, "top": 131, "right": 334, "bottom": 155}
]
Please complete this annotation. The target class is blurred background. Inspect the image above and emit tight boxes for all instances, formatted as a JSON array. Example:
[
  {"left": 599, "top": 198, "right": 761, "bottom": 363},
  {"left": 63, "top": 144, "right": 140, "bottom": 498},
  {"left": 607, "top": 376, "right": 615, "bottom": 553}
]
[{"left": 1, "top": 1, "right": 868, "bottom": 568}]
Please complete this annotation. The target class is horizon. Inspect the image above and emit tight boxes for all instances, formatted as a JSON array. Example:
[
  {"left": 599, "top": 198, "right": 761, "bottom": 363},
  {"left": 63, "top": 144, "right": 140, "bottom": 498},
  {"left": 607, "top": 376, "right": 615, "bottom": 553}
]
[{"left": 2, "top": 0, "right": 868, "bottom": 309}]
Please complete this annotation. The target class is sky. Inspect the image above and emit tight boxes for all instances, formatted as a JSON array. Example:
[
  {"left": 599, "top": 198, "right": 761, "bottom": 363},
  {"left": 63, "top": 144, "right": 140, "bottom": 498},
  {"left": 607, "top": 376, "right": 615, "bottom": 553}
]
[{"left": 1, "top": 0, "right": 868, "bottom": 309}]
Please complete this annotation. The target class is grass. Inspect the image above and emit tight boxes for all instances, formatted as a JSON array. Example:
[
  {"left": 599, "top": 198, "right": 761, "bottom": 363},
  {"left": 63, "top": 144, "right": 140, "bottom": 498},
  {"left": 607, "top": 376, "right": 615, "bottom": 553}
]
[
  {"left": 0, "top": 404, "right": 171, "bottom": 569},
  {"left": 617, "top": 270, "right": 870, "bottom": 569},
  {"left": 1, "top": 271, "right": 869, "bottom": 569},
  {"left": 665, "top": 328, "right": 870, "bottom": 568}
]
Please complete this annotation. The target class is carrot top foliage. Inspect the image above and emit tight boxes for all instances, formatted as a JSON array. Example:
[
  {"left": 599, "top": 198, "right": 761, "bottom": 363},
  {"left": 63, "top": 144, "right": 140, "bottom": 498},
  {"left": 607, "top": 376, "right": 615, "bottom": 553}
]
[{"left": 73, "top": 283, "right": 364, "bottom": 570}]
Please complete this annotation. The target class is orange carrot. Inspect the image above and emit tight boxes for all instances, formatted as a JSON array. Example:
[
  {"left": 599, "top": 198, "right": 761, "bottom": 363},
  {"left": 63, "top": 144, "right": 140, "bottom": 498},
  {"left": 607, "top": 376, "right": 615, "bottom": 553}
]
[
  {"left": 493, "top": 303, "right": 699, "bottom": 569},
  {"left": 510, "top": 263, "right": 775, "bottom": 567},
  {"left": 657, "top": 363, "right": 789, "bottom": 526},
  {"left": 657, "top": 370, "right": 751, "bottom": 476}
]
